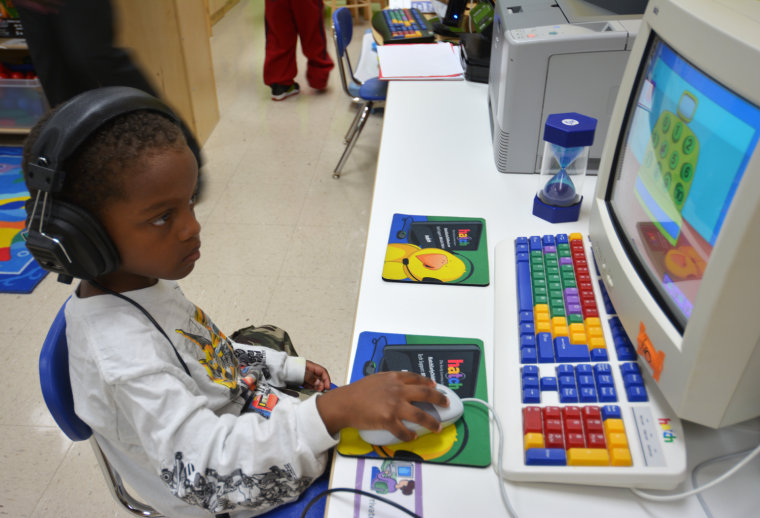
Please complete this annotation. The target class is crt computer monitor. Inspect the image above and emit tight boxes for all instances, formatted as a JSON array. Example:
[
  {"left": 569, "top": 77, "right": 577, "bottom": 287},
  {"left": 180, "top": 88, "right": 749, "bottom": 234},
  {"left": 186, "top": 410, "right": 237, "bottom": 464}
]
[{"left": 588, "top": 0, "right": 760, "bottom": 428}]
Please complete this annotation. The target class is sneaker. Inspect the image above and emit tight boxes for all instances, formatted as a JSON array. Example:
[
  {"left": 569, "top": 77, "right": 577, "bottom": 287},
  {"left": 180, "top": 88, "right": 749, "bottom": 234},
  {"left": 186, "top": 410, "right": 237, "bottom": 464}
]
[{"left": 271, "top": 82, "right": 300, "bottom": 101}]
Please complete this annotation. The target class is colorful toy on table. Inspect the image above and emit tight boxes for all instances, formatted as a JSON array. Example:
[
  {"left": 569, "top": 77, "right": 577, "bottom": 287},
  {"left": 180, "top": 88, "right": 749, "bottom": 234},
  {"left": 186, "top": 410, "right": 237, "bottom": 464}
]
[{"left": 533, "top": 113, "right": 597, "bottom": 223}]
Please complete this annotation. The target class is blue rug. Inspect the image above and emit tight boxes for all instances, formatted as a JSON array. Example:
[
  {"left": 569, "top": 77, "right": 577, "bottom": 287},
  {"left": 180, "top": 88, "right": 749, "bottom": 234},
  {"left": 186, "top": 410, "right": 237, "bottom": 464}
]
[{"left": 0, "top": 146, "right": 48, "bottom": 293}]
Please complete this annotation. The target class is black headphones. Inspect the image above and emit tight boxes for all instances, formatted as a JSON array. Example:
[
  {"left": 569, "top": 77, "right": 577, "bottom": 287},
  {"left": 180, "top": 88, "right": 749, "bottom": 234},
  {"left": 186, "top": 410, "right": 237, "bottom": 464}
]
[{"left": 23, "top": 86, "right": 201, "bottom": 284}]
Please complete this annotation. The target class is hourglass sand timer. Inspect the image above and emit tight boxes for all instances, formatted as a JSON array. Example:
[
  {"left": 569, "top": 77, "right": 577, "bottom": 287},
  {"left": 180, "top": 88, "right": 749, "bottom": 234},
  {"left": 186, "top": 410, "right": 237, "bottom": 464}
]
[{"left": 533, "top": 113, "right": 597, "bottom": 223}]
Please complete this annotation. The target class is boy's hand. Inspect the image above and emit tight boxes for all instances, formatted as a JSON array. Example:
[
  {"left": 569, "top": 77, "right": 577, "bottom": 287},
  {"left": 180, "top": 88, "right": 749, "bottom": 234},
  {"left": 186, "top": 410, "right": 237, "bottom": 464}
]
[
  {"left": 315, "top": 371, "right": 449, "bottom": 439},
  {"left": 303, "top": 360, "right": 331, "bottom": 392}
]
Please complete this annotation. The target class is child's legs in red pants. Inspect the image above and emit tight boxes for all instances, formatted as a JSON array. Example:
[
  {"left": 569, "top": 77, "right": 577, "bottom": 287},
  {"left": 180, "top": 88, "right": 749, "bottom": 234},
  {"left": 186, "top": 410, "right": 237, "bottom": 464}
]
[
  {"left": 263, "top": 0, "right": 298, "bottom": 86},
  {"left": 293, "top": 0, "right": 334, "bottom": 89}
]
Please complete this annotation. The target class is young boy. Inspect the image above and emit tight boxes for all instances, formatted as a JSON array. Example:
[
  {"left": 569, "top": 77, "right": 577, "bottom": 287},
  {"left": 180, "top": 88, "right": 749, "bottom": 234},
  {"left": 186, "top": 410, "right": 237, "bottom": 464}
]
[
  {"left": 24, "top": 89, "right": 447, "bottom": 517},
  {"left": 264, "top": 0, "right": 334, "bottom": 100}
]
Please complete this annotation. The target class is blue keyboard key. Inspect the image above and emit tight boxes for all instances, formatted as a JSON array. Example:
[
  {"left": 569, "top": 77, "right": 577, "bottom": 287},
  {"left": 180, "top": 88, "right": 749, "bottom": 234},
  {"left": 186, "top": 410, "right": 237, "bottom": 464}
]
[
  {"left": 616, "top": 346, "right": 637, "bottom": 361},
  {"left": 519, "top": 310, "right": 534, "bottom": 323},
  {"left": 520, "top": 322, "right": 535, "bottom": 337},
  {"left": 593, "top": 363, "right": 611, "bottom": 375},
  {"left": 579, "top": 386, "right": 598, "bottom": 402},
  {"left": 542, "top": 235, "right": 555, "bottom": 246},
  {"left": 529, "top": 236, "right": 542, "bottom": 250},
  {"left": 523, "top": 388, "right": 541, "bottom": 404},
  {"left": 620, "top": 362, "right": 641, "bottom": 376},
  {"left": 576, "top": 374, "right": 594, "bottom": 387},
  {"left": 558, "top": 375, "right": 576, "bottom": 389},
  {"left": 595, "top": 374, "right": 614, "bottom": 388},
  {"left": 537, "top": 332, "right": 555, "bottom": 363},
  {"left": 554, "top": 337, "right": 590, "bottom": 363},
  {"left": 626, "top": 385, "right": 648, "bottom": 402},
  {"left": 541, "top": 376, "right": 558, "bottom": 391},
  {"left": 522, "top": 365, "right": 539, "bottom": 376},
  {"left": 602, "top": 405, "right": 622, "bottom": 420},
  {"left": 525, "top": 448, "right": 567, "bottom": 466},
  {"left": 623, "top": 373, "right": 644, "bottom": 386},
  {"left": 556, "top": 234, "right": 569, "bottom": 244},
  {"left": 516, "top": 260, "right": 533, "bottom": 312},
  {"left": 559, "top": 387, "right": 579, "bottom": 403},
  {"left": 556, "top": 364, "right": 574, "bottom": 376},
  {"left": 520, "top": 334, "right": 536, "bottom": 349},
  {"left": 598, "top": 386, "right": 618, "bottom": 402},
  {"left": 521, "top": 347, "right": 537, "bottom": 364},
  {"left": 522, "top": 375, "right": 539, "bottom": 390},
  {"left": 590, "top": 348, "right": 609, "bottom": 362}
]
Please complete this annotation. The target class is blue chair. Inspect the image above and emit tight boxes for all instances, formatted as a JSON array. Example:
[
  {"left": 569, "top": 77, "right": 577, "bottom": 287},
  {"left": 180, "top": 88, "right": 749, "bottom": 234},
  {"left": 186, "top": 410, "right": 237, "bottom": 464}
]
[
  {"left": 39, "top": 301, "right": 164, "bottom": 516},
  {"left": 39, "top": 302, "right": 329, "bottom": 517},
  {"left": 331, "top": 6, "right": 388, "bottom": 178}
]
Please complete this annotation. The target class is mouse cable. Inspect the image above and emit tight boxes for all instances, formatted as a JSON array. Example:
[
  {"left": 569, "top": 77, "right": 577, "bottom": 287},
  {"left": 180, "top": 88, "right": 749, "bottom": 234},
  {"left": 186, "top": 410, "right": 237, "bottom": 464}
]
[
  {"left": 630, "top": 442, "right": 760, "bottom": 503},
  {"left": 300, "top": 399, "right": 521, "bottom": 518},
  {"left": 692, "top": 446, "right": 759, "bottom": 518},
  {"left": 461, "top": 398, "right": 521, "bottom": 518},
  {"left": 299, "top": 487, "right": 421, "bottom": 518}
]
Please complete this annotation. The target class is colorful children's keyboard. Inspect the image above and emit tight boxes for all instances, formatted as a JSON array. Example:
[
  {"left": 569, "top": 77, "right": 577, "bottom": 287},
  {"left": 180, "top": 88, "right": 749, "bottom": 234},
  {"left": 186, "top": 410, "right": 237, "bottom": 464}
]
[
  {"left": 371, "top": 8, "right": 435, "bottom": 44},
  {"left": 493, "top": 234, "right": 687, "bottom": 489}
]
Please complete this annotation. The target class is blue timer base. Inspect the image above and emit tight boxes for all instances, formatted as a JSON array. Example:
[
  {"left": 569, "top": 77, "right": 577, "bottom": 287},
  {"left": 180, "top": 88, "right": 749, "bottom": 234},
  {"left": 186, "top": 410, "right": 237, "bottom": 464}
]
[{"left": 533, "top": 195, "right": 582, "bottom": 223}]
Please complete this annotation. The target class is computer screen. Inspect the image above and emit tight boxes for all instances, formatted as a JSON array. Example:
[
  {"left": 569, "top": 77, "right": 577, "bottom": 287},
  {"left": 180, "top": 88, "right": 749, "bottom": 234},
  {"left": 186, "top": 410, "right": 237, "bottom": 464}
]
[
  {"left": 609, "top": 36, "right": 760, "bottom": 330},
  {"left": 589, "top": 0, "right": 760, "bottom": 428}
]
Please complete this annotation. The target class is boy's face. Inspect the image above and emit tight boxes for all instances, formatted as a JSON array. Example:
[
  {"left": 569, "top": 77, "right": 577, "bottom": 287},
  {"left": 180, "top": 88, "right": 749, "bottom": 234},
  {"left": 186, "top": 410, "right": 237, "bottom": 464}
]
[{"left": 97, "top": 145, "right": 201, "bottom": 291}]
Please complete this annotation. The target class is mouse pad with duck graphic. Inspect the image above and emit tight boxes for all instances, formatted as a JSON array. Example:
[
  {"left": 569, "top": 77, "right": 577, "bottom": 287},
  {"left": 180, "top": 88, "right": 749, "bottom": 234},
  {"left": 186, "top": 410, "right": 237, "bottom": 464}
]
[
  {"left": 382, "top": 214, "right": 489, "bottom": 286},
  {"left": 337, "top": 331, "right": 491, "bottom": 468}
]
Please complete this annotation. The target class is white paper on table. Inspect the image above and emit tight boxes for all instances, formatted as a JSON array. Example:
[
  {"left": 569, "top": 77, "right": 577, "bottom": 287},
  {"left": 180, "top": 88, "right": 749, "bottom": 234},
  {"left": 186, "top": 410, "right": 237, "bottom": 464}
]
[{"left": 377, "top": 42, "right": 464, "bottom": 80}]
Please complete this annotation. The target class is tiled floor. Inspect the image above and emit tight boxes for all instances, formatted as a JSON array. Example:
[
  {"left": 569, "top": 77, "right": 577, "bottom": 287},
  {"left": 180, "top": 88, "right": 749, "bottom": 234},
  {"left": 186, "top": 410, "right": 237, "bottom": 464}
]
[{"left": 0, "top": 2, "right": 381, "bottom": 515}]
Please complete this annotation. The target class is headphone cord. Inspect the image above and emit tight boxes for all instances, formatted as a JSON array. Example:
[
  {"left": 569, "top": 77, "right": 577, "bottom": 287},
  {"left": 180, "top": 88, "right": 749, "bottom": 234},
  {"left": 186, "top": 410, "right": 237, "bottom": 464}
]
[
  {"left": 300, "top": 487, "right": 421, "bottom": 518},
  {"left": 88, "top": 279, "right": 192, "bottom": 377}
]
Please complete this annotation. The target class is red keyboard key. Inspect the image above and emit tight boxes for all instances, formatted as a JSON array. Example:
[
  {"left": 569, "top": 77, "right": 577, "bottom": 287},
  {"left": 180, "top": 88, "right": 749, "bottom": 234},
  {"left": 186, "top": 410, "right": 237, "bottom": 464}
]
[
  {"left": 565, "top": 432, "right": 586, "bottom": 448},
  {"left": 544, "top": 418, "right": 563, "bottom": 433},
  {"left": 564, "top": 418, "right": 583, "bottom": 434},
  {"left": 562, "top": 406, "right": 582, "bottom": 420},
  {"left": 546, "top": 432, "right": 565, "bottom": 449},
  {"left": 523, "top": 406, "right": 543, "bottom": 434},
  {"left": 582, "top": 406, "right": 602, "bottom": 419},
  {"left": 543, "top": 406, "right": 562, "bottom": 420},
  {"left": 587, "top": 432, "right": 607, "bottom": 449}
]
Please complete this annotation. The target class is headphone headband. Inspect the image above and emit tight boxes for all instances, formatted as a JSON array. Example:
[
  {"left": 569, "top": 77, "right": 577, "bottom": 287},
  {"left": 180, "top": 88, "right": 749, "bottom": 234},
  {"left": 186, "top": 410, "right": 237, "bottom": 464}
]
[
  {"left": 23, "top": 86, "right": 201, "bottom": 283},
  {"left": 26, "top": 86, "right": 200, "bottom": 194}
]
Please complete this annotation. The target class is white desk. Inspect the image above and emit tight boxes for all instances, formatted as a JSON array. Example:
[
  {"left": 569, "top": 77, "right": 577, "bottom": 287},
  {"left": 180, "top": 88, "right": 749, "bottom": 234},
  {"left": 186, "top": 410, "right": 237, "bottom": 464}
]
[{"left": 325, "top": 80, "right": 760, "bottom": 518}]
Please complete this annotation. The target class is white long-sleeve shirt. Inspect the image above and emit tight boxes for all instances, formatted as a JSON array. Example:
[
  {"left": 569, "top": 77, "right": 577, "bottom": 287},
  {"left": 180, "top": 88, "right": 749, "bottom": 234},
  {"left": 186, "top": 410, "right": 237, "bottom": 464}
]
[{"left": 65, "top": 280, "right": 338, "bottom": 517}]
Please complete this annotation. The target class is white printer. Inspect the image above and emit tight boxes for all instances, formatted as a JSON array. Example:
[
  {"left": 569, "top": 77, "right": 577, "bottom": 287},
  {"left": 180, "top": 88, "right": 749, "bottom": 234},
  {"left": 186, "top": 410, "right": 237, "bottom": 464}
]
[{"left": 488, "top": 0, "right": 643, "bottom": 174}]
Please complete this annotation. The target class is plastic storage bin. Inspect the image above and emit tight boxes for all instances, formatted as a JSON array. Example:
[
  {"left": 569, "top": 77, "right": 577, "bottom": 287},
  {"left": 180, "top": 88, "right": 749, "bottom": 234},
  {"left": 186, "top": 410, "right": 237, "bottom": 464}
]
[{"left": 0, "top": 77, "right": 48, "bottom": 133}]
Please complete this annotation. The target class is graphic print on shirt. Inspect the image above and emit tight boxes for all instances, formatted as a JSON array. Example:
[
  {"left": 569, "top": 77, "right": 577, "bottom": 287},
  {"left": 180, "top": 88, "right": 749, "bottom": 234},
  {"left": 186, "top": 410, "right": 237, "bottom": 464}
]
[
  {"left": 176, "top": 305, "right": 240, "bottom": 389},
  {"left": 161, "top": 451, "right": 313, "bottom": 513}
]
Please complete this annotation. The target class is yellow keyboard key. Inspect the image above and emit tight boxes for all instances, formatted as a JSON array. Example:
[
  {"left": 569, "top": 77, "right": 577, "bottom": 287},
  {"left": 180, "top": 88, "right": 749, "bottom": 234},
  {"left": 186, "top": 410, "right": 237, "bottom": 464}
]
[
  {"left": 607, "top": 432, "right": 629, "bottom": 449},
  {"left": 587, "top": 326, "right": 604, "bottom": 339},
  {"left": 551, "top": 316, "right": 568, "bottom": 328},
  {"left": 524, "top": 433, "right": 545, "bottom": 450},
  {"left": 585, "top": 317, "right": 602, "bottom": 327},
  {"left": 567, "top": 448, "right": 610, "bottom": 466},
  {"left": 570, "top": 332, "right": 588, "bottom": 345},
  {"left": 536, "top": 321, "right": 551, "bottom": 334},
  {"left": 569, "top": 233, "right": 584, "bottom": 242},
  {"left": 568, "top": 322, "right": 586, "bottom": 335},
  {"left": 604, "top": 418, "right": 625, "bottom": 435},
  {"left": 589, "top": 336, "right": 607, "bottom": 349},
  {"left": 610, "top": 448, "right": 633, "bottom": 466},
  {"left": 553, "top": 325, "right": 569, "bottom": 337}
]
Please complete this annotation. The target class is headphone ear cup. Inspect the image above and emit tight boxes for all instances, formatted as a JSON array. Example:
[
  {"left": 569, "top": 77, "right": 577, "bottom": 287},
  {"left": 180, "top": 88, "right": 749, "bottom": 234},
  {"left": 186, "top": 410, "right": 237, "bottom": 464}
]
[{"left": 25, "top": 199, "right": 119, "bottom": 280}]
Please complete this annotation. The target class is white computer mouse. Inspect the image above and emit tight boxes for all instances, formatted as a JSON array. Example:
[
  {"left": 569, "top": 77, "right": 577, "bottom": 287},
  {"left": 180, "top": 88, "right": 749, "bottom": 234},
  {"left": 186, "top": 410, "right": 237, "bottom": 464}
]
[{"left": 358, "top": 383, "right": 464, "bottom": 446}]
